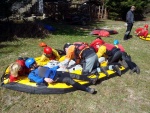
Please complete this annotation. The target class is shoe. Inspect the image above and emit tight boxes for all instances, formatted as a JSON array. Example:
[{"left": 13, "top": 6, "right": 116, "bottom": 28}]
[
  {"left": 135, "top": 66, "right": 140, "bottom": 74},
  {"left": 101, "top": 67, "right": 109, "bottom": 77},
  {"left": 112, "top": 65, "right": 121, "bottom": 76},
  {"left": 129, "top": 68, "right": 136, "bottom": 74},
  {"left": 119, "top": 60, "right": 128, "bottom": 68},
  {"left": 86, "top": 87, "right": 95, "bottom": 94},
  {"left": 123, "top": 38, "right": 128, "bottom": 40},
  {"left": 91, "top": 78, "right": 98, "bottom": 85}
]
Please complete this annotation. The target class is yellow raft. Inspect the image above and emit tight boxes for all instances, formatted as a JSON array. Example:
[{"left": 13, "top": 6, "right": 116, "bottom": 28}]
[
  {"left": 1, "top": 57, "right": 126, "bottom": 94},
  {"left": 139, "top": 34, "right": 150, "bottom": 41}
]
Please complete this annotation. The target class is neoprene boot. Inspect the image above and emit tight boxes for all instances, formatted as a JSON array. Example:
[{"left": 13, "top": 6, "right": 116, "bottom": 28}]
[
  {"left": 86, "top": 87, "right": 95, "bottom": 94},
  {"left": 135, "top": 66, "right": 140, "bottom": 74},
  {"left": 101, "top": 67, "right": 109, "bottom": 77},
  {"left": 130, "top": 66, "right": 140, "bottom": 75},
  {"left": 112, "top": 65, "right": 121, "bottom": 76},
  {"left": 90, "top": 78, "right": 98, "bottom": 85}
]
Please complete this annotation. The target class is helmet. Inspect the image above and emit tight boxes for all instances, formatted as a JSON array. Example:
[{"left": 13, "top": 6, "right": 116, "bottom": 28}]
[
  {"left": 16, "top": 60, "right": 25, "bottom": 67},
  {"left": 44, "top": 46, "right": 52, "bottom": 54},
  {"left": 63, "top": 43, "right": 72, "bottom": 52},
  {"left": 25, "top": 58, "right": 35, "bottom": 68},
  {"left": 144, "top": 24, "right": 148, "bottom": 29},
  {"left": 95, "top": 40, "right": 105, "bottom": 45},
  {"left": 113, "top": 40, "right": 119, "bottom": 45},
  {"left": 39, "top": 42, "right": 47, "bottom": 47}
]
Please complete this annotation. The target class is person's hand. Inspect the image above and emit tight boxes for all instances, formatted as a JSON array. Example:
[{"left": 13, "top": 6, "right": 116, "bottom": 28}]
[
  {"left": 44, "top": 78, "right": 54, "bottom": 83},
  {"left": 58, "top": 62, "right": 67, "bottom": 69}
]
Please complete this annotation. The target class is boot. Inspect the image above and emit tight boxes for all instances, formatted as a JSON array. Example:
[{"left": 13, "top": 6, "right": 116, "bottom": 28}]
[
  {"left": 86, "top": 87, "right": 95, "bottom": 94},
  {"left": 112, "top": 65, "right": 121, "bottom": 76},
  {"left": 129, "top": 68, "right": 136, "bottom": 74},
  {"left": 90, "top": 78, "right": 98, "bottom": 85},
  {"left": 101, "top": 67, "right": 109, "bottom": 77},
  {"left": 135, "top": 66, "right": 140, "bottom": 74},
  {"left": 119, "top": 60, "right": 128, "bottom": 68}
]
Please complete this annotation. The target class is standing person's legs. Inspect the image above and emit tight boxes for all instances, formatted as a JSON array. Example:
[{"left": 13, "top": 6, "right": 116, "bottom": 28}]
[{"left": 124, "top": 23, "right": 133, "bottom": 40}]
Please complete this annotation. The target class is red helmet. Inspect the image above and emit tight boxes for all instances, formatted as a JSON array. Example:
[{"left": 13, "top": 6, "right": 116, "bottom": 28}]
[
  {"left": 90, "top": 39, "right": 105, "bottom": 52},
  {"left": 95, "top": 40, "right": 105, "bottom": 45},
  {"left": 44, "top": 46, "right": 52, "bottom": 54},
  {"left": 144, "top": 24, "right": 148, "bottom": 29},
  {"left": 16, "top": 60, "right": 25, "bottom": 67},
  {"left": 90, "top": 39, "right": 105, "bottom": 47}
]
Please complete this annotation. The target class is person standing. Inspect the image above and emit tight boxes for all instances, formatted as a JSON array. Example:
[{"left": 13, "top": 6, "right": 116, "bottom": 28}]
[{"left": 123, "top": 6, "right": 135, "bottom": 40}]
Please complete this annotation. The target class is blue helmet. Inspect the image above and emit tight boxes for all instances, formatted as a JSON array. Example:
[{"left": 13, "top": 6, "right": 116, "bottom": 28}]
[
  {"left": 25, "top": 58, "right": 35, "bottom": 68},
  {"left": 114, "top": 40, "right": 119, "bottom": 45}
]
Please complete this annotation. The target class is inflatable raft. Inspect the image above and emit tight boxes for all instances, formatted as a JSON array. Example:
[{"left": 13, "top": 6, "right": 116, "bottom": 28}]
[
  {"left": 1, "top": 58, "right": 126, "bottom": 94},
  {"left": 139, "top": 34, "right": 150, "bottom": 41}
]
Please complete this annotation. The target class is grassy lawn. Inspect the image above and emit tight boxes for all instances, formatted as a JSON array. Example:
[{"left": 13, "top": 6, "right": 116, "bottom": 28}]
[{"left": 0, "top": 20, "right": 150, "bottom": 113}]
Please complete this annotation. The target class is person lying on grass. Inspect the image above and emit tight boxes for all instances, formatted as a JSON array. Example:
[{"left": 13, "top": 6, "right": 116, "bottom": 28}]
[{"left": 25, "top": 58, "right": 98, "bottom": 94}]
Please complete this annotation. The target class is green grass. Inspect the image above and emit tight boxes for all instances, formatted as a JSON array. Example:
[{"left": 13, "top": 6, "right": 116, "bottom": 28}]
[{"left": 1, "top": 20, "right": 150, "bottom": 113}]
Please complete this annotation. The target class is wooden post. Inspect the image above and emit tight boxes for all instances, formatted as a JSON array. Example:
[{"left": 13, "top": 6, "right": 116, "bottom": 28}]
[
  {"left": 98, "top": 6, "right": 101, "bottom": 20},
  {"left": 101, "top": 4, "right": 104, "bottom": 19},
  {"left": 104, "top": 7, "right": 108, "bottom": 19}
]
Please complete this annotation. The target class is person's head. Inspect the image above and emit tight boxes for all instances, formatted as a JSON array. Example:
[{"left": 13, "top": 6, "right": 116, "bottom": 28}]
[
  {"left": 131, "top": 6, "right": 135, "bottom": 11},
  {"left": 113, "top": 39, "right": 119, "bottom": 45},
  {"left": 9, "top": 62, "right": 21, "bottom": 77},
  {"left": 39, "top": 42, "right": 47, "bottom": 47},
  {"left": 63, "top": 43, "right": 72, "bottom": 53},
  {"left": 16, "top": 59, "right": 25, "bottom": 68},
  {"left": 144, "top": 24, "right": 148, "bottom": 30},
  {"left": 90, "top": 39, "right": 105, "bottom": 52},
  {"left": 43, "top": 46, "right": 52, "bottom": 57},
  {"left": 25, "top": 58, "right": 37, "bottom": 69}
]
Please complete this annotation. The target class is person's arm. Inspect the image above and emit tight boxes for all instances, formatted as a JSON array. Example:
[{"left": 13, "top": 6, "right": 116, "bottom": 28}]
[
  {"left": 52, "top": 49, "right": 60, "bottom": 60},
  {"left": 44, "top": 78, "right": 54, "bottom": 83},
  {"left": 96, "top": 45, "right": 106, "bottom": 58},
  {"left": 59, "top": 45, "right": 75, "bottom": 68},
  {"left": 126, "top": 11, "right": 133, "bottom": 23},
  {"left": 40, "top": 54, "right": 49, "bottom": 62}
]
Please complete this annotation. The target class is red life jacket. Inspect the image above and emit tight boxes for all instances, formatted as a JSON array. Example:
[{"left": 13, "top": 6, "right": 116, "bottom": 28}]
[
  {"left": 116, "top": 44, "right": 125, "bottom": 52},
  {"left": 103, "top": 43, "right": 117, "bottom": 56},
  {"left": 73, "top": 42, "right": 89, "bottom": 58},
  {"left": 16, "top": 59, "right": 29, "bottom": 76},
  {"left": 49, "top": 54, "right": 57, "bottom": 60}
]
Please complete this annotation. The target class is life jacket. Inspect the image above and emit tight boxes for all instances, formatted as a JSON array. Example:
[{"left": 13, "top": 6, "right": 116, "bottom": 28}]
[
  {"left": 16, "top": 59, "right": 29, "bottom": 76},
  {"left": 38, "top": 66, "right": 58, "bottom": 80},
  {"left": 115, "top": 44, "right": 125, "bottom": 52},
  {"left": 49, "top": 53, "right": 57, "bottom": 60},
  {"left": 103, "top": 43, "right": 119, "bottom": 56},
  {"left": 90, "top": 39, "right": 105, "bottom": 52},
  {"left": 98, "top": 30, "right": 110, "bottom": 37},
  {"left": 73, "top": 42, "right": 89, "bottom": 58}
]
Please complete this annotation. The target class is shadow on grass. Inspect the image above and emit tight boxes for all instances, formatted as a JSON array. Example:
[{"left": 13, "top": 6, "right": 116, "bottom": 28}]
[
  {"left": 0, "top": 43, "right": 21, "bottom": 54},
  {"left": 0, "top": 18, "right": 107, "bottom": 42}
]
